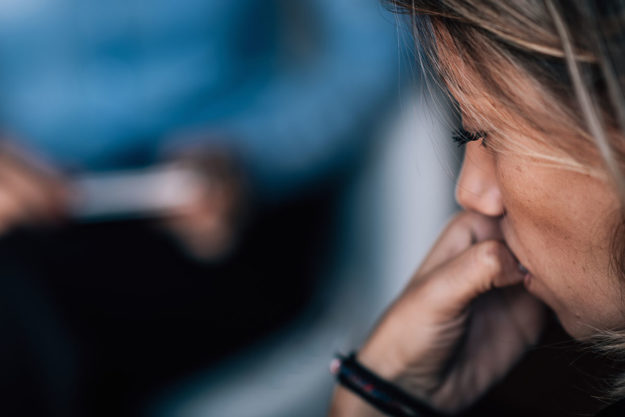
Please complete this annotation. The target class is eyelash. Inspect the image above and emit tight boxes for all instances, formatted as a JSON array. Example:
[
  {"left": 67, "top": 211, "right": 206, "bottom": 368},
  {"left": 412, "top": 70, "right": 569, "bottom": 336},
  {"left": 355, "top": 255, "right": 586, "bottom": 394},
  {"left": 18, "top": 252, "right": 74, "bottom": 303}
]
[{"left": 452, "top": 128, "right": 487, "bottom": 148}]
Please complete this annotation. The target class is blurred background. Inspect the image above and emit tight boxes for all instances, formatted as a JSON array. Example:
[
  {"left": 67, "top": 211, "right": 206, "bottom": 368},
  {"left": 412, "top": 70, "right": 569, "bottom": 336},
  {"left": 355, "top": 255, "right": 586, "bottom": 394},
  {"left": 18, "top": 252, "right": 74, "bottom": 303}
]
[
  {"left": 0, "top": 1, "right": 460, "bottom": 415},
  {"left": 0, "top": 1, "right": 611, "bottom": 417}
]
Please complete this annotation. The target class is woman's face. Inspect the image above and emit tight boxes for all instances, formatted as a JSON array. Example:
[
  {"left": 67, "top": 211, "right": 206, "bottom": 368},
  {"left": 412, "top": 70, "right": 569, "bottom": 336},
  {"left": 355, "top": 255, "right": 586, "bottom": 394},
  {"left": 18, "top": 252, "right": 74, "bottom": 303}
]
[{"left": 456, "top": 129, "right": 625, "bottom": 338}]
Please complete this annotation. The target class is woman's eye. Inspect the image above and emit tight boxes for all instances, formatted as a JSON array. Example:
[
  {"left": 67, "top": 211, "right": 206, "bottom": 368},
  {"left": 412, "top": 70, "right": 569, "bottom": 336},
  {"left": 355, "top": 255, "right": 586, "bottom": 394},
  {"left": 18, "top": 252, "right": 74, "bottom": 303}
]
[{"left": 452, "top": 128, "right": 487, "bottom": 148}]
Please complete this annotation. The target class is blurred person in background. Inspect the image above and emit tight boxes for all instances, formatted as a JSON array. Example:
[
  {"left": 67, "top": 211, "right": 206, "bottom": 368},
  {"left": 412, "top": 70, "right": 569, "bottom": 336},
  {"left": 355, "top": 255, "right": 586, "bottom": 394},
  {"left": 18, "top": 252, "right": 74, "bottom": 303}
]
[{"left": 0, "top": 0, "right": 402, "bottom": 416}]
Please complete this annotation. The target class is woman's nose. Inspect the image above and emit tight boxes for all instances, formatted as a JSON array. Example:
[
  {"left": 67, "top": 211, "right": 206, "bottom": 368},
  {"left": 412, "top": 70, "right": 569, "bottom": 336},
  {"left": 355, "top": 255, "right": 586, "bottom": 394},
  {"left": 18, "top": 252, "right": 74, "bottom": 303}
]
[{"left": 455, "top": 141, "right": 504, "bottom": 217}]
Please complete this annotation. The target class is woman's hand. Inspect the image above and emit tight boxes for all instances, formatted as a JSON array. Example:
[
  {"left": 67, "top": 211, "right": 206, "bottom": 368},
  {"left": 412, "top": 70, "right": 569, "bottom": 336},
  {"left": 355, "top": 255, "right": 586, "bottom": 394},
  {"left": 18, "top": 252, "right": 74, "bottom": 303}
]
[{"left": 329, "top": 211, "right": 546, "bottom": 416}]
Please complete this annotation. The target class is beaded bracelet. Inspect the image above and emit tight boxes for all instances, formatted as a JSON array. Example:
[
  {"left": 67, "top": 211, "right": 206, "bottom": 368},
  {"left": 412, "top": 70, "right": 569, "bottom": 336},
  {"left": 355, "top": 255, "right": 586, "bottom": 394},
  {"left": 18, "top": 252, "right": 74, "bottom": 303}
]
[{"left": 330, "top": 353, "right": 443, "bottom": 417}]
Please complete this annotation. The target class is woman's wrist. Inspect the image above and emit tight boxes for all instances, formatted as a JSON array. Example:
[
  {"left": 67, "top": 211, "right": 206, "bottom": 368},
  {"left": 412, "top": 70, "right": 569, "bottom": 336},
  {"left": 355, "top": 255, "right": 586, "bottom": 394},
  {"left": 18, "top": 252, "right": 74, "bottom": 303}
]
[
  {"left": 329, "top": 352, "right": 444, "bottom": 417},
  {"left": 357, "top": 346, "right": 403, "bottom": 381},
  {"left": 328, "top": 385, "right": 387, "bottom": 417},
  {"left": 357, "top": 342, "right": 434, "bottom": 400},
  {"left": 328, "top": 344, "right": 405, "bottom": 417},
  {"left": 362, "top": 347, "right": 451, "bottom": 413}
]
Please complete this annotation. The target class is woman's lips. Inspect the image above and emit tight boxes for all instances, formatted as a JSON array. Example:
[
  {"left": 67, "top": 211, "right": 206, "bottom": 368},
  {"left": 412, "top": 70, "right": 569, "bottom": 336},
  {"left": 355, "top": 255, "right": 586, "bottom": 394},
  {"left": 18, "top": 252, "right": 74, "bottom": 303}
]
[
  {"left": 501, "top": 233, "right": 534, "bottom": 288},
  {"left": 518, "top": 263, "right": 528, "bottom": 274},
  {"left": 518, "top": 261, "right": 533, "bottom": 288},
  {"left": 500, "top": 219, "right": 534, "bottom": 287}
]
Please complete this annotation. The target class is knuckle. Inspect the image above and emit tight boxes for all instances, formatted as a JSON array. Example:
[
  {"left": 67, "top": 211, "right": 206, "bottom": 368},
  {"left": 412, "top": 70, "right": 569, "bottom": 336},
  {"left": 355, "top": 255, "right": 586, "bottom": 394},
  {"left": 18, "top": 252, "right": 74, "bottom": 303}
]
[
  {"left": 457, "top": 210, "right": 481, "bottom": 223},
  {"left": 449, "top": 211, "right": 473, "bottom": 228},
  {"left": 443, "top": 212, "right": 475, "bottom": 241},
  {"left": 447, "top": 211, "right": 483, "bottom": 238},
  {"left": 473, "top": 240, "right": 505, "bottom": 275}
]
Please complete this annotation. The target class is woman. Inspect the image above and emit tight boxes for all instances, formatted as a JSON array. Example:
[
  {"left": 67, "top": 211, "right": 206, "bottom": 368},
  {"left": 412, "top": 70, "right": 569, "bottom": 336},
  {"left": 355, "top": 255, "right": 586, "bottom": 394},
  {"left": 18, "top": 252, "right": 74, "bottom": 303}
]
[{"left": 328, "top": 1, "right": 625, "bottom": 416}]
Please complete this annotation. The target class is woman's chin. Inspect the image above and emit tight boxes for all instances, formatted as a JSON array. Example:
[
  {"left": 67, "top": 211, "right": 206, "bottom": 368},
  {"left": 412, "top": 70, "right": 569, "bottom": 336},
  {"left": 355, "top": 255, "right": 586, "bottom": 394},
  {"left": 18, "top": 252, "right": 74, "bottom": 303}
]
[
  {"left": 522, "top": 277, "right": 588, "bottom": 339},
  {"left": 552, "top": 309, "right": 600, "bottom": 340}
]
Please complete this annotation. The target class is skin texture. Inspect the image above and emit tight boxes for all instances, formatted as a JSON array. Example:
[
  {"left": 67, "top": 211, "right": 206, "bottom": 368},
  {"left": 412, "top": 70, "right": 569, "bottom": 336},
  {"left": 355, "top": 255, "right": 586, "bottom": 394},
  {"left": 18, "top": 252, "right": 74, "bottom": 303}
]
[
  {"left": 329, "top": 174, "right": 547, "bottom": 416},
  {"left": 437, "top": 15, "right": 625, "bottom": 337},
  {"left": 329, "top": 136, "right": 624, "bottom": 417},
  {"left": 329, "top": 13, "right": 625, "bottom": 415},
  {"left": 459, "top": 132, "right": 624, "bottom": 338},
  {"left": 329, "top": 89, "right": 625, "bottom": 417}
]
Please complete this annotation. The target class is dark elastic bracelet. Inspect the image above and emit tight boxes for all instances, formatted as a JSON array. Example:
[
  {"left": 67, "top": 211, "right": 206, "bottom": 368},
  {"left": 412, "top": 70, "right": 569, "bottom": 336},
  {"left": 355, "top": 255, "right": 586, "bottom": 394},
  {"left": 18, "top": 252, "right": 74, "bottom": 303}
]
[{"left": 330, "top": 352, "right": 443, "bottom": 417}]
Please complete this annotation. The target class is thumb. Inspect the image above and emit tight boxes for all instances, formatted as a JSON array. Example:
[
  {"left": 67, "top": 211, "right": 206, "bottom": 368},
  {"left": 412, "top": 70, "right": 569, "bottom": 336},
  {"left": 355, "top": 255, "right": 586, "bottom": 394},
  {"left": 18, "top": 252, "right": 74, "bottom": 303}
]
[{"left": 422, "top": 240, "right": 525, "bottom": 317}]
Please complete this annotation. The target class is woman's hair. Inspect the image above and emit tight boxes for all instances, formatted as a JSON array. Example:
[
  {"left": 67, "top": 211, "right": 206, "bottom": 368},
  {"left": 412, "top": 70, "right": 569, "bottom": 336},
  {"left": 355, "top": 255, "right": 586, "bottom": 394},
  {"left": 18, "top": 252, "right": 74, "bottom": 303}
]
[{"left": 387, "top": 0, "right": 625, "bottom": 396}]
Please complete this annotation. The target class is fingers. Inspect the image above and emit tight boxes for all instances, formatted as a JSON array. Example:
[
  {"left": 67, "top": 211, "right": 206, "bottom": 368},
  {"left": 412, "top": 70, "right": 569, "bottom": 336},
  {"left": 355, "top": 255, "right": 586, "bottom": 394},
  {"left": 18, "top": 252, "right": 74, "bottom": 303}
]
[
  {"left": 419, "top": 239, "right": 525, "bottom": 317},
  {"left": 417, "top": 211, "right": 503, "bottom": 278},
  {"left": 0, "top": 186, "right": 26, "bottom": 233},
  {"left": 165, "top": 197, "right": 233, "bottom": 255},
  {"left": 0, "top": 157, "right": 66, "bottom": 220},
  {"left": 0, "top": 147, "right": 68, "bottom": 232},
  {"left": 159, "top": 149, "right": 247, "bottom": 261},
  {"left": 161, "top": 171, "right": 240, "bottom": 261}
]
